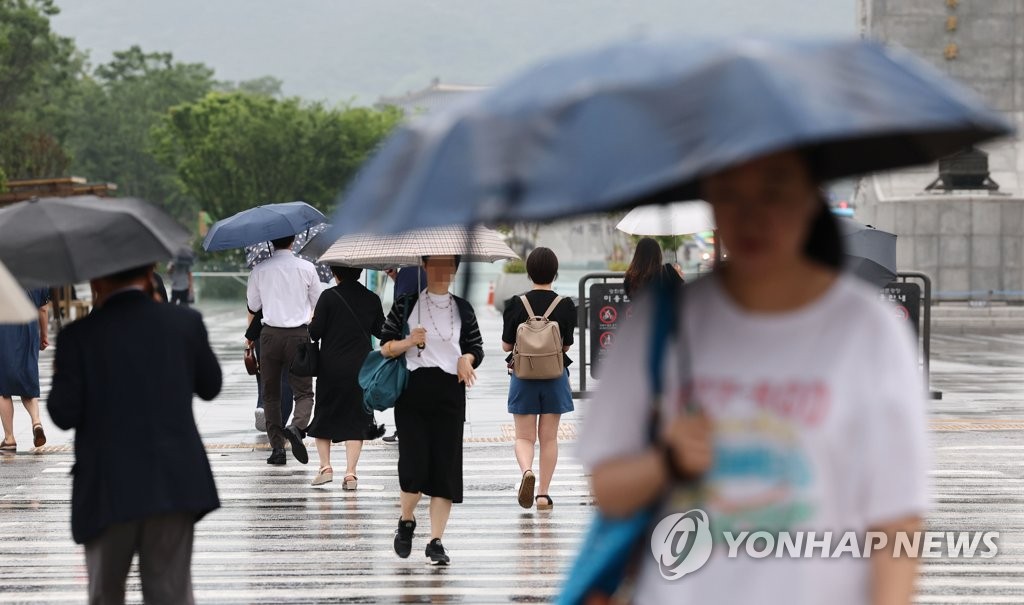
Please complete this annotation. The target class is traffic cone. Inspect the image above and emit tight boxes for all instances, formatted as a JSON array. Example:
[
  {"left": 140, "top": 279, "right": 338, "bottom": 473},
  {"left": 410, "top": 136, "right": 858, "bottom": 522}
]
[{"left": 487, "top": 282, "right": 495, "bottom": 306}]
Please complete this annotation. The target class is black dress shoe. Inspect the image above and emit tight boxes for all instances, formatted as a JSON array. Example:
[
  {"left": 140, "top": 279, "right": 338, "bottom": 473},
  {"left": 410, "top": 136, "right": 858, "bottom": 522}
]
[
  {"left": 285, "top": 426, "right": 309, "bottom": 464},
  {"left": 267, "top": 448, "right": 286, "bottom": 465}
]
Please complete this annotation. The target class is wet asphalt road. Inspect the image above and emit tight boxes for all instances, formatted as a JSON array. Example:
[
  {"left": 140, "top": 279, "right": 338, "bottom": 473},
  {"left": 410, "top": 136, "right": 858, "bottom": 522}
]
[{"left": 1, "top": 303, "right": 1023, "bottom": 602}]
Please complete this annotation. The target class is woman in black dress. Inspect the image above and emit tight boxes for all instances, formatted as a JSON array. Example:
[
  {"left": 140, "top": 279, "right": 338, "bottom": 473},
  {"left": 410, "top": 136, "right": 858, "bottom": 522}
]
[{"left": 307, "top": 266, "right": 385, "bottom": 488}]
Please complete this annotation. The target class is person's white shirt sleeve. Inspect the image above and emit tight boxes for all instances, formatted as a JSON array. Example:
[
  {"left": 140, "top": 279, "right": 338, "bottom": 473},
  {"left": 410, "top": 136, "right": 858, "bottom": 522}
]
[
  {"left": 246, "top": 267, "right": 262, "bottom": 313},
  {"left": 860, "top": 310, "right": 930, "bottom": 526},
  {"left": 305, "top": 265, "right": 321, "bottom": 320}
]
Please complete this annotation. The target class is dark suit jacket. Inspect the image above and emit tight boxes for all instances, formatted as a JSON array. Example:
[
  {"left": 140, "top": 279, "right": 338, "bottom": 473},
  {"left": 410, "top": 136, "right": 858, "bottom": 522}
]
[{"left": 48, "top": 290, "right": 222, "bottom": 544}]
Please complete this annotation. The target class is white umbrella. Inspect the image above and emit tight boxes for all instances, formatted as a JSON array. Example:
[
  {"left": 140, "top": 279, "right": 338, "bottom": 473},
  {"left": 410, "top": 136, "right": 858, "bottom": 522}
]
[
  {"left": 318, "top": 226, "right": 519, "bottom": 269},
  {"left": 0, "top": 261, "right": 38, "bottom": 324},
  {"left": 616, "top": 201, "right": 715, "bottom": 236}
]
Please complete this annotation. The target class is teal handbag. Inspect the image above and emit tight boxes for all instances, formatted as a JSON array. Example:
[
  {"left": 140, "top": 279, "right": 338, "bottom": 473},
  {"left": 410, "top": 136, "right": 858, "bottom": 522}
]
[
  {"left": 359, "top": 299, "right": 410, "bottom": 413},
  {"left": 359, "top": 350, "right": 409, "bottom": 412}
]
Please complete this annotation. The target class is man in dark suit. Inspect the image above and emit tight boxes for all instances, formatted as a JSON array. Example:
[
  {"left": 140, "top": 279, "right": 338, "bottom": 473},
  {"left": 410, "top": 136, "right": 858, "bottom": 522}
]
[{"left": 48, "top": 264, "right": 222, "bottom": 605}]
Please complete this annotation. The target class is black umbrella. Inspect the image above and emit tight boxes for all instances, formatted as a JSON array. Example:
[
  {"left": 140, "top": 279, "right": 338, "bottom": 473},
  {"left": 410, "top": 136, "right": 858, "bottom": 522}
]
[
  {"left": 0, "top": 196, "right": 191, "bottom": 288},
  {"left": 839, "top": 217, "right": 897, "bottom": 288}
]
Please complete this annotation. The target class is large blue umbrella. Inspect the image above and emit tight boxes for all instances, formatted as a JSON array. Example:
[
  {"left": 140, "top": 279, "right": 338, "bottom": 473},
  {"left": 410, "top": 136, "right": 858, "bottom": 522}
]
[
  {"left": 202, "top": 201, "right": 326, "bottom": 251},
  {"left": 330, "top": 37, "right": 1013, "bottom": 236}
]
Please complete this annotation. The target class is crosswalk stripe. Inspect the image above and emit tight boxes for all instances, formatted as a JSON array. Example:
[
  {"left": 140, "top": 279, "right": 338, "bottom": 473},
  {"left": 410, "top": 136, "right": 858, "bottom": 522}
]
[{"left": 3, "top": 439, "right": 1024, "bottom": 603}]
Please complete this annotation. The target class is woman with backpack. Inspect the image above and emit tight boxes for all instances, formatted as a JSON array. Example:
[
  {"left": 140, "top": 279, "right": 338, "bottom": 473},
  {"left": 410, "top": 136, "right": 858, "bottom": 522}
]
[{"left": 501, "top": 247, "right": 578, "bottom": 511}]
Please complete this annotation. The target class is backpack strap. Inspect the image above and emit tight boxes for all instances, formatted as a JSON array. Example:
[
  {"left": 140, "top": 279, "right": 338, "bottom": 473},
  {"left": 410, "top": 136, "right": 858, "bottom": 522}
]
[
  {"left": 520, "top": 295, "right": 538, "bottom": 318},
  {"left": 540, "top": 295, "right": 563, "bottom": 319}
]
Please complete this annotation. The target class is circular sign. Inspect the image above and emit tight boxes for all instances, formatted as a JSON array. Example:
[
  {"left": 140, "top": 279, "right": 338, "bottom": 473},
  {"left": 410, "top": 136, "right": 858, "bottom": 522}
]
[
  {"left": 599, "top": 332, "right": 615, "bottom": 349},
  {"left": 894, "top": 305, "right": 910, "bottom": 320},
  {"left": 599, "top": 306, "right": 618, "bottom": 325}
]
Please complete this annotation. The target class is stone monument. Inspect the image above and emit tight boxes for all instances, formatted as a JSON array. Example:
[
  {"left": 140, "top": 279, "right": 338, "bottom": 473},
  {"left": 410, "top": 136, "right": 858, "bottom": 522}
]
[{"left": 854, "top": 0, "right": 1024, "bottom": 298}]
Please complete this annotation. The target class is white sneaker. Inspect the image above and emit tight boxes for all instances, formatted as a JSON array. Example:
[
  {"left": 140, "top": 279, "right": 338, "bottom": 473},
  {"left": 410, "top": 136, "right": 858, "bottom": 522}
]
[{"left": 255, "top": 408, "right": 266, "bottom": 432}]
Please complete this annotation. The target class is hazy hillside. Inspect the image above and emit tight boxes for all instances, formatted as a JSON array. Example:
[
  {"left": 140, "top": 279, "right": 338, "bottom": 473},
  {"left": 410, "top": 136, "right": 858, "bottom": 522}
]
[{"left": 52, "top": 0, "right": 856, "bottom": 104}]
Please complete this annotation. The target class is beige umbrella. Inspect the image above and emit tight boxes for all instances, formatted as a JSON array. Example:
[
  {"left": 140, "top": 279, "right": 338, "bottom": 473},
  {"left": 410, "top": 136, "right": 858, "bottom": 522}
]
[
  {"left": 0, "top": 261, "right": 38, "bottom": 324},
  {"left": 317, "top": 225, "right": 519, "bottom": 269}
]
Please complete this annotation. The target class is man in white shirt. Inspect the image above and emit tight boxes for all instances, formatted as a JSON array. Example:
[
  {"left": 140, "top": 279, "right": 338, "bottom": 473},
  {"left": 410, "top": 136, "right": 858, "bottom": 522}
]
[{"left": 246, "top": 235, "right": 321, "bottom": 465}]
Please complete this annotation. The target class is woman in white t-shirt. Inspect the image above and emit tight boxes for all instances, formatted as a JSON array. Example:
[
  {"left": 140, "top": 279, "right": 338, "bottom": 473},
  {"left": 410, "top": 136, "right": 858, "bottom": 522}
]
[
  {"left": 380, "top": 255, "right": 484, "bottom": 567},
  {"left": 577, "top": 150, "right": 928, "bottom": 605}
]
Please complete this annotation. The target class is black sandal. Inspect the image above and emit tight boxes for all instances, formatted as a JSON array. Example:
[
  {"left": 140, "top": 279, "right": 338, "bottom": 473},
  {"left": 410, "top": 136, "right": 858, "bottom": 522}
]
[{"left": 536, "top": 495, "right": 553, "bottom": 511}]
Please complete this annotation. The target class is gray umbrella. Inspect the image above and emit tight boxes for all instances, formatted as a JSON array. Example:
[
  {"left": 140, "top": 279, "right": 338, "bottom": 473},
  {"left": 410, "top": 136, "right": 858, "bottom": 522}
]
[
  {"left": 839, "top": 217, "right": 897, "bottom": 288},
  {"left": 0, "top": 196, "right": 191, "bottom": 288}
]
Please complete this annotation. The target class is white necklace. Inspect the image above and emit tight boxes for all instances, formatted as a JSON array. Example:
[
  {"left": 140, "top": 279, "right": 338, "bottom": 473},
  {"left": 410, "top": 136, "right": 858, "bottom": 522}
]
[
  {"left": 426, "top": 292, "right": 453, "bottom": 310},
  {"left": 423, "top": 294, "right": 455, "bottom": 343}
]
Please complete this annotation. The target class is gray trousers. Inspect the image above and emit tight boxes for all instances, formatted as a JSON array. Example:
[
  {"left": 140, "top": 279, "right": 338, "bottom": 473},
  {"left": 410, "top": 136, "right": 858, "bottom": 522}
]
[
  {"left": 259, "top": 326, "right": 315, "bottom": 449},
  {"left": 85, "top": 512, "right": 196, "bottom": 605}
]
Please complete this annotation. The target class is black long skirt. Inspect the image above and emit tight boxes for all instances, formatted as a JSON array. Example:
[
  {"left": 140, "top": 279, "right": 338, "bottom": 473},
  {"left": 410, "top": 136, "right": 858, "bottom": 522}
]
[
  {"left": 395, "top": 367, "right": 466, "bottom": 503},
  {"left": 307, "top": 375, "right": 373, "bottom": 443}
]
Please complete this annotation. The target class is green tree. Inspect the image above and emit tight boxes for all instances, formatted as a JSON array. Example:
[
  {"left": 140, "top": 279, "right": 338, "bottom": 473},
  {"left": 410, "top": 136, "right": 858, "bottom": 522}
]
[
  {"left": 152, "top": 92, "right": 401, "bottom": 220},
  {"left": 0, "top": 0, "right": 82, "bottom": 179},
  {"left": 215, "top": 75, "right": 284, "bottom": 97},
  {"left": 65, "top": 46, "right": 215, "bottom": 219}
]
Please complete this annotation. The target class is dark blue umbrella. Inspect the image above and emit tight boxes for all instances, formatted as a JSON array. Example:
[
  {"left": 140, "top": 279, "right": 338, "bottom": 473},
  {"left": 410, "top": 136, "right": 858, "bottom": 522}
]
[
  {"left": 330, "top": 37, "right": 1013, "bottom": 236},
  {"left": 202, "top": 201, "right": 326, "bottom": 251}
]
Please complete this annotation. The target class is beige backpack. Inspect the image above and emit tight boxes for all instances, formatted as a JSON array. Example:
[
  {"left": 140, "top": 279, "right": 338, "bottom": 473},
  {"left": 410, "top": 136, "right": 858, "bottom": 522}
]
[{"left": 512, "top": 295, "right": 565, "bottom": 380}]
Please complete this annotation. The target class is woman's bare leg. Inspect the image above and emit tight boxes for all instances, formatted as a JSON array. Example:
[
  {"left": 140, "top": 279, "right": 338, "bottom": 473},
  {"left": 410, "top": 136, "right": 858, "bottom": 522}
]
[
  {"left": 400, "top": 491, "right": 421, "bottom": 521},
  {"left": 513, "top": 414, "right": 538, "bottom": 473},
  {"left": 429, "top": 497, "right": 453, "bottom": 540},
  {"left": 345, "top": 440, "right": 363, "bottom": 477},
  {"left": 537, "top": 414, "right": 562, "bottom": 495},
  {"left": 21, "top": 397, "right": 41, "bottom": 427},
  {"left": 315, "top": 438, "right": 332, "bottom": 470},
  {"left": 0, "top": 397, "right": 14, "bottom": 444}
]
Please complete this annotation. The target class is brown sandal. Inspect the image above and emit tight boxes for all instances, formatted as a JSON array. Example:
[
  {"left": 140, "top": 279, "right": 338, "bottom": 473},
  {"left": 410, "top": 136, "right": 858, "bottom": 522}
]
[
  {"left": 536, "top": 495, "right": 553, "bottom": 511},
  {"left": 0, "top": 440, "right": 15, "bottom": 452},
  {"left": 517, "top": 470, "right": 536, "bottom": 509},
  {"left": 32, "top": 425, "right": 46, "bottom": 448}
]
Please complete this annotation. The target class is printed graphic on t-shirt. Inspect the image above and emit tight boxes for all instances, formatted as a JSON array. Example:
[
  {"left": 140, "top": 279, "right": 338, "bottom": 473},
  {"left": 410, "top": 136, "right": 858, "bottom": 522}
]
[{"left": 669, "top": 377, "right": 831, "bottom": 540}]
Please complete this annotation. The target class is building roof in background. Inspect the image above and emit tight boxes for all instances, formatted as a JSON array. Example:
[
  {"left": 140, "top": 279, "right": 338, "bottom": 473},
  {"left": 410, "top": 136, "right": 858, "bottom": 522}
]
[
  {"left": 0, "top": 177, "right": 118, "bottom": 207},
  {"left": 376, "top": 78, "right": 488, "bottom": 114}
]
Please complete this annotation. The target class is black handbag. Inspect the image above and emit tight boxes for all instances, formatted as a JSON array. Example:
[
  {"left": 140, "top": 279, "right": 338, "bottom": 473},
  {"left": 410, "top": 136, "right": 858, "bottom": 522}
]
[{"left": 291, "top": 336, "right": 319, "bottom": 377}]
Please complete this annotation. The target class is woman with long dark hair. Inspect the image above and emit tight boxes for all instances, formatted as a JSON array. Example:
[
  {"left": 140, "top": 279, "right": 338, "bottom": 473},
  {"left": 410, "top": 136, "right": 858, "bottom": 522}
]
[
  {"left": 578, "top": 150, "right": 926, "bottom": 604},
  {"left": 623, "top": 237, "right": 682, "bottom": 299}
]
